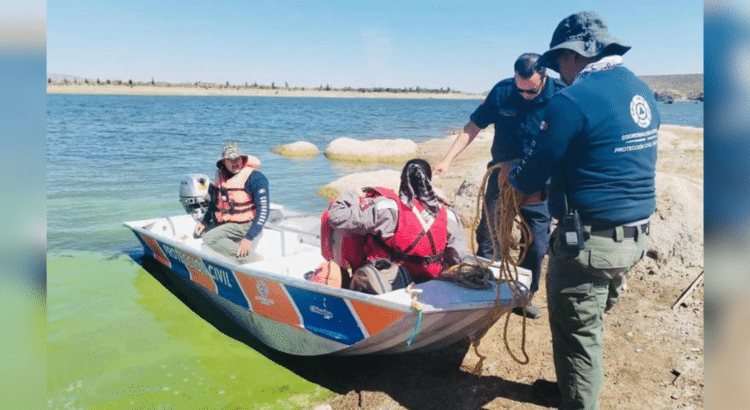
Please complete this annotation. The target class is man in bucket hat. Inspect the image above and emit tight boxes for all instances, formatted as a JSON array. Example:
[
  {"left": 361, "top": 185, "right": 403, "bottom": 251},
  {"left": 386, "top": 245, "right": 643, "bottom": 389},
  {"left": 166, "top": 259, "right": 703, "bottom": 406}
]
[
  {"left": 194, "top": 141, "right": 269, "bottom": 262},
  {"left": 507, "top": 11, "right": 660, "bottom": 409}
]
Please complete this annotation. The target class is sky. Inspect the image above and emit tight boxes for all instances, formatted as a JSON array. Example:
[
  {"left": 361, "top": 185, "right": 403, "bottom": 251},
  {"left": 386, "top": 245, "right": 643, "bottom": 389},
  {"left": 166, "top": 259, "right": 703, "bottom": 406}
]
[{"left": 47, "top": 0, "right": 704, "bottom": 94}]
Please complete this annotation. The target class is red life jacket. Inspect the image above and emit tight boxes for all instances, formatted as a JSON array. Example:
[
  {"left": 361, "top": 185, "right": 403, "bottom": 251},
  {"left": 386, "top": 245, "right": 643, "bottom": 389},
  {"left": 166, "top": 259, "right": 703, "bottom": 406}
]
[
  {"left": 213, "top": 163, "right": 256, "bottom": 223},
  {"left": 364, "top": 187, "right": 448, "bottom": 280}
]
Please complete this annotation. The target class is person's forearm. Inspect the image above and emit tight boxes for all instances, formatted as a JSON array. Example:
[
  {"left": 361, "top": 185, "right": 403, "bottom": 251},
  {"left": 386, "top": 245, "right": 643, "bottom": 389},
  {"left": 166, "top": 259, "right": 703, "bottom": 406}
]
[
  {"left": 245, "top": 174, "right": 270, "bottom": 240},
  {"left": 438, "top": 122, "right": 481, "bottom": 168},
  {"left": 328, "top": 191, "right": 398, "bottom": 237},
  {"left": 244, "top": 198, "right": 268, "bottom": 240}
]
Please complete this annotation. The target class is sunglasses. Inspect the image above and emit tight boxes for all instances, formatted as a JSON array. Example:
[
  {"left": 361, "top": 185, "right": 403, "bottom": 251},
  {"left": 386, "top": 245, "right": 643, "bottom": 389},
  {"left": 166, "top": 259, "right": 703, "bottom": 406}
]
[
  {"left": 517, "top": 83, "right": 543, "bottom": 95},
  {"left": 516, "top": 76, "right": 546, "bottom": 95}
]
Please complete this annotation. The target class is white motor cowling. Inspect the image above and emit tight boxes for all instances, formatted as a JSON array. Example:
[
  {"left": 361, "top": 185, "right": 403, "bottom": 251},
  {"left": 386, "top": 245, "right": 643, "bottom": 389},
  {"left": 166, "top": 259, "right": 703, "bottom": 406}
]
[{"left": 179, "top": 173, "right": 211, "bottom": 221}]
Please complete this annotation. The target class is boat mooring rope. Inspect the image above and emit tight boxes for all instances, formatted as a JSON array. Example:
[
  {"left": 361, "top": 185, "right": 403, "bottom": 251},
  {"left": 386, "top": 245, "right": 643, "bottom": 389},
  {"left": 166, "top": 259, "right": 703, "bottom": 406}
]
[{"left": 405, "top": 284, "right": 424, "bottom": 347}]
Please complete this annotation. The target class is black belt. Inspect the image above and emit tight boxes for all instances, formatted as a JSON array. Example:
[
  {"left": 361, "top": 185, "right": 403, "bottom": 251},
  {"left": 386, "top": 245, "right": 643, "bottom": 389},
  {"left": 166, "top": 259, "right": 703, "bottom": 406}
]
[{"left": 589, "top": 222, "right": 649, "bottom": 239}]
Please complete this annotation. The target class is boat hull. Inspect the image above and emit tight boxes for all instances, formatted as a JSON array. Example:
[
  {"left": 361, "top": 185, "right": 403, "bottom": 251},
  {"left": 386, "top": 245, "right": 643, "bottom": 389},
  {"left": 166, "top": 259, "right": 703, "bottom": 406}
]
[{"left": 125, "top": 212, "right": 531, "bottom": 356}]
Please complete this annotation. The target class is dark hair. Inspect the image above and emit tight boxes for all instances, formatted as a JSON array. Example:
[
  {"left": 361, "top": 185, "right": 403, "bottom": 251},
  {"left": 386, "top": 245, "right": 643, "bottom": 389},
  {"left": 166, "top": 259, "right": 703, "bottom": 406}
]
[
  {"left": 399, "top": 158, "right": 441, "bottom": 216},
  {"left": 514, "top": 53, "right": 546, "bottom": 78}
]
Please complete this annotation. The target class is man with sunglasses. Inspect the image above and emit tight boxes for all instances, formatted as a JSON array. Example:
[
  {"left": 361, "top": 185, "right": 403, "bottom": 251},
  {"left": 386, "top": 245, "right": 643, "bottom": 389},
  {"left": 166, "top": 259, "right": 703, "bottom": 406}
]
[{"left": 435, "top": 53, "right": 566, "bottom": 319}]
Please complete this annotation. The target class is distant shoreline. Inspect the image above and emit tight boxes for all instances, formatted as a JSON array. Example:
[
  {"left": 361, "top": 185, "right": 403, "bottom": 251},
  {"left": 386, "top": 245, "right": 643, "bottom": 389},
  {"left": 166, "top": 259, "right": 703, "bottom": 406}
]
[
  {"left": 47, "top": 73, "right": 704, "bottom": 101},
  {"left": 46, "top": 84, "right": 485, "bottom": 100}
]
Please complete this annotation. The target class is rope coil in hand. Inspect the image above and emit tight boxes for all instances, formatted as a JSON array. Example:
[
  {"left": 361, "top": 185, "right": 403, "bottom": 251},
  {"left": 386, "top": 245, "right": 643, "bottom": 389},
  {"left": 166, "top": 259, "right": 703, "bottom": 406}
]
[{"left": 439, "top": 163, "right": 533, "bottom": 374}]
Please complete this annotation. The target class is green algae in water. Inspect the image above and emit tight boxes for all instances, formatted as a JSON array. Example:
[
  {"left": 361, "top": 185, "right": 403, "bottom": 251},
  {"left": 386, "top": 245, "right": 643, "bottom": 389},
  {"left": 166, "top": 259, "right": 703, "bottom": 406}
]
[{"left": 47, "top": 251, "right": 333, "bottom": 409}]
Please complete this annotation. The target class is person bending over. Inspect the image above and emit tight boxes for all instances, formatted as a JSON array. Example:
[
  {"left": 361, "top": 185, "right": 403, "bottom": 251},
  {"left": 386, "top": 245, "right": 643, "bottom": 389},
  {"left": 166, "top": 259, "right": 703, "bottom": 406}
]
[{"left": 327, "top": 158, "right": 470, "bottom": 283}]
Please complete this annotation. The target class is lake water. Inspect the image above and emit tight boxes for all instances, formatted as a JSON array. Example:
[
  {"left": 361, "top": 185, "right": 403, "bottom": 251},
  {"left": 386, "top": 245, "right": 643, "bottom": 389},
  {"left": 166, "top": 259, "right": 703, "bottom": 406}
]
[{"left": 46, "top": 94, "right": 702, "bottom": 408}]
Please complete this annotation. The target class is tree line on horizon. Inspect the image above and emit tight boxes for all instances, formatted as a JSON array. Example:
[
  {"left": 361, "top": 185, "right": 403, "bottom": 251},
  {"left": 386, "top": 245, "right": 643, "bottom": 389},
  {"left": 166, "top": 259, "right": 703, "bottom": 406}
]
[
  {"left": 47, "top": 73, "right": 704, "bottom": 100},
  {"left": 46, "top": 76, "right": 459, "bottom": 94}
]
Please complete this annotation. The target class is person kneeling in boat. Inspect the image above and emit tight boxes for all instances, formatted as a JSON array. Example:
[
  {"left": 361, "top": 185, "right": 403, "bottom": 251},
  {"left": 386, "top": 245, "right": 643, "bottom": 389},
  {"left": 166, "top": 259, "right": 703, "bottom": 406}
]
[
  {"left": 193, "top": 141, "right": 269, "bottom": 262},
  {"left": 326, "top": 158, "right": 471, "bottom": 285}
]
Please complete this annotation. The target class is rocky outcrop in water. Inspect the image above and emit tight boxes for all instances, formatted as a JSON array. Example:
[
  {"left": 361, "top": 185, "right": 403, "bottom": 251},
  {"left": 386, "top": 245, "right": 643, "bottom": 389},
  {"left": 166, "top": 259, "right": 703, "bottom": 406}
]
[
  {"left": 324, "top": 138, "right": 418, "bottom": 163},
  {"left": 272, "top": 141, "right": 319, "bottom": 158}
]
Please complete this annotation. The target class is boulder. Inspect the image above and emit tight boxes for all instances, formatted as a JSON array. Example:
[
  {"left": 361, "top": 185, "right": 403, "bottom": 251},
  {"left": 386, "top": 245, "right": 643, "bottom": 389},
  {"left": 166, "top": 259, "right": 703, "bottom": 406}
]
[
  {"left": 688, "top": 91, "right": 704, "bottom": 101},
  {"left": 653, "top": 90, "right": 682, "bottom": 102},
  {"left": 318, "top": 169, "right": 401, "bottom": 201},
  {"left": 271, "top": 141, "right": 319, "bottom": 158},
  {"left": 324, "top": 138, "right": 418, "bottom": 163},
  {"left": 318, "top": 168, "right": 451, "bottom": 205}
]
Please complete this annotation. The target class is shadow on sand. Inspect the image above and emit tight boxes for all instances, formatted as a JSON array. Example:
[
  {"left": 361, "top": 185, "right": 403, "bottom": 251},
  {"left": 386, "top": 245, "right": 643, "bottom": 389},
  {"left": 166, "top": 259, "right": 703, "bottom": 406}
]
[{"left": 133, "top": 254, "right": 560, "bottom": 409}]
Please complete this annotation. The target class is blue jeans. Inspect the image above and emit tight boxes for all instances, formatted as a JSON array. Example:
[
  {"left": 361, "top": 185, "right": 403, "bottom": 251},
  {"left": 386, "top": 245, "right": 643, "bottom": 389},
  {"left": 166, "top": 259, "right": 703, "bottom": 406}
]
[{"left": 475, "top": 169, "right": 551, "bottom": 294}]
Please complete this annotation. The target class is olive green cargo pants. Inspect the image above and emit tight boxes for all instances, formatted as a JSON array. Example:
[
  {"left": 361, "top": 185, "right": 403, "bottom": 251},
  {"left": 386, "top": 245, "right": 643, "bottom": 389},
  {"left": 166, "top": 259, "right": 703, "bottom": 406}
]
[
  {"left": 547, "top": 224, "right": 649, "bottom": 410},
  {"left": 201, "top": 221, "right": 261, "bottom": 262}
]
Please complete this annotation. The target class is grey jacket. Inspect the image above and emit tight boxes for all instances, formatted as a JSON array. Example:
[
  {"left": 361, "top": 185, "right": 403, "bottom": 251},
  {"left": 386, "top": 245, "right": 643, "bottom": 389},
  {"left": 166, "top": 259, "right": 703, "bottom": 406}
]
[{"left": 327, "top": 189, "right": 472, "bottom": 266}]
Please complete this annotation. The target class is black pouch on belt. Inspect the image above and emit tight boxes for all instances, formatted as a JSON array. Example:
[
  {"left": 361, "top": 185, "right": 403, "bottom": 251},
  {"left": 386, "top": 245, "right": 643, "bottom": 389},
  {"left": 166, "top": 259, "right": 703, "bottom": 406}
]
[
  {"left": 561, "top": 184, "right": 585, "bottom": 253},
  {"left": 562, "top": 207, "right": 585, "bottom": 252}
]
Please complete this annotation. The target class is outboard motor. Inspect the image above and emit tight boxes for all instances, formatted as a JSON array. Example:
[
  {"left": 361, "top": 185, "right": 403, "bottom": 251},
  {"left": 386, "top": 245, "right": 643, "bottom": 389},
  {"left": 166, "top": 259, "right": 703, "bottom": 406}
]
[{"left": 179, "top": 173, "right": 211, "bottom": 221}]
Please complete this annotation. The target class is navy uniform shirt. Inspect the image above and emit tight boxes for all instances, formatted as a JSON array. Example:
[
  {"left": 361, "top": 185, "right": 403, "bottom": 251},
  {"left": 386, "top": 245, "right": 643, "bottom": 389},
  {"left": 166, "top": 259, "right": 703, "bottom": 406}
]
[
  {"left": 470, "top": 76, "right": 566, "bottom": 167},
  {"left": 509, "top": 65, "right": 660, "bottom": 225}
]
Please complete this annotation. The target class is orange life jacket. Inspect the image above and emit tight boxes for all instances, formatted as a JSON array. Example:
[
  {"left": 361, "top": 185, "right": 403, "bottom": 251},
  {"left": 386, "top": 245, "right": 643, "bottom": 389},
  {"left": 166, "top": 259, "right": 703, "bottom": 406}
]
[{"left": 213, "top": 164, "right": 256, "bottom": 223}]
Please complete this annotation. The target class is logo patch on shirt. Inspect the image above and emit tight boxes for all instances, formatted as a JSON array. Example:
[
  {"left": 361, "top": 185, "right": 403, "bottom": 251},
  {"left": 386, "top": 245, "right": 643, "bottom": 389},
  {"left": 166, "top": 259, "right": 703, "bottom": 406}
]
[
  {"left": 630, "top": 95, "right": 652, "bottom": 128},
  {"left": 539, "top": 121, "right": 548, "bottom": 131},
  {"left": 258, "top": 188, "right": 266, "bottom": 195},
  {"left": 508, "top": 163, "right": 521, "bottom": 180}
]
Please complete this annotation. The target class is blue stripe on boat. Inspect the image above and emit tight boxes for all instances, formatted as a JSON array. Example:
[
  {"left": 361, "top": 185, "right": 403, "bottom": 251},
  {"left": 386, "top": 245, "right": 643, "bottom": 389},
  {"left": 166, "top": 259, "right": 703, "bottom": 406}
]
[
  {"left": 159, "top": 243, "right": 191, "bottom": 280},
  {"left": 202, "top": 260, "right": 250, "bottom": 309},
  {"left": 285, "top": 286, "right": 364, "bottom": 345}
]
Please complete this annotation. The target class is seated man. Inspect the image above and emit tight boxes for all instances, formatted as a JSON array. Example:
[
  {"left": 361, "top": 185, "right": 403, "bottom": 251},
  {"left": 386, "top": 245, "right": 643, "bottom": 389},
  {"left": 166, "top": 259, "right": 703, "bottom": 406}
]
[
  {"left": 326, "top": 158, "right": 471, "bottom": 283},
  {"left": 193, "top": 141, "right": 269, "bottom": 262}
]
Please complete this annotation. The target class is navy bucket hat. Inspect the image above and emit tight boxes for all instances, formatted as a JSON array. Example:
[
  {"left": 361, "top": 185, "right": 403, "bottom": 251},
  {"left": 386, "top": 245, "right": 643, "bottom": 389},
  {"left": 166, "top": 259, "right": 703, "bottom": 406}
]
[{"left": 538, "top": 11, "right": 631, "bottom": 73}]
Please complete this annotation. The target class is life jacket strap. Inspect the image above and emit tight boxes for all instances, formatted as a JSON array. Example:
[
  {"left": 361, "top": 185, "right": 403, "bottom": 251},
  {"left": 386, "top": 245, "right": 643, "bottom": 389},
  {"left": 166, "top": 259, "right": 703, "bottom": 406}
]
[{"left": 372, "top": 235, "right": 444, "bottom": 266}]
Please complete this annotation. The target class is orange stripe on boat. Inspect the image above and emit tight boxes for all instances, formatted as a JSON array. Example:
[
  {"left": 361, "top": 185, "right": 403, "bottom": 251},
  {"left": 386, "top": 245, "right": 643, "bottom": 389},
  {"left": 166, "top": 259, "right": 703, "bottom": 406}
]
[
  {"left": 236, "top": 275, "right": 302, "bottom": 328},
  {"left": 348, "top": 300, "right": 406, "bottom": 336},
  {"left": 141, "top": 235, "right": 170, "bottom": 267},
  {"left": 190, "top": 267, "right": 217, "bottom": 293}
]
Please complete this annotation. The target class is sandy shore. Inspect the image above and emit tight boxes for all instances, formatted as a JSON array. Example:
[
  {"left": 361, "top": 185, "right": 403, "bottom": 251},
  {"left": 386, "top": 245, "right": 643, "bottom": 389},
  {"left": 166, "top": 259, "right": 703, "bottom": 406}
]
[
  {"left": 316, "top": 124, "right": 704, "bottom": 410},
  {"left": 47, "top": 84, "right": 485, "bottom": 100}
]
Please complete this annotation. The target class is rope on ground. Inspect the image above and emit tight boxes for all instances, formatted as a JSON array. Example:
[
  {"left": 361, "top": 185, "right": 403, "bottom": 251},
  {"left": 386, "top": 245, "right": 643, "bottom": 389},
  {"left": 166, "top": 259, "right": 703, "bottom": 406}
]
[{"left": 451, "top": 163, "right": 532, "bottom": 373}]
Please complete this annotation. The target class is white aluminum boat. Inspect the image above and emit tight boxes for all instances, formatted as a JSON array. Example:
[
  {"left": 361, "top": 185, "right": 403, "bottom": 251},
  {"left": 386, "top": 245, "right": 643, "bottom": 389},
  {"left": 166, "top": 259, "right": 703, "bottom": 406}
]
[{"left": 124, "top": 202, "right": 531, "bottom": 356}]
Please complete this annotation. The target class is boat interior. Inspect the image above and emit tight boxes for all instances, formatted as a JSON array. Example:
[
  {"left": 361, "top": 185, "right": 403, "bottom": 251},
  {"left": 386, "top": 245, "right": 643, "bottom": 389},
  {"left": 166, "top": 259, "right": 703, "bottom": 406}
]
[
  {"left": 130, "top": 204, "right": 532, "bottom": 294},
  {"left": 138, "top": 206, "right": 328, "bottom": 280}
]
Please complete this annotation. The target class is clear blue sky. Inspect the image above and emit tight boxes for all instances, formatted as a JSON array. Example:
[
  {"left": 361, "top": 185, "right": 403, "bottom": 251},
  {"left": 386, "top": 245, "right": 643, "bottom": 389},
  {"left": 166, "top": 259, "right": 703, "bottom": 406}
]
[{"left": 47, "top": 0, "right": 703, "bottom": 94}]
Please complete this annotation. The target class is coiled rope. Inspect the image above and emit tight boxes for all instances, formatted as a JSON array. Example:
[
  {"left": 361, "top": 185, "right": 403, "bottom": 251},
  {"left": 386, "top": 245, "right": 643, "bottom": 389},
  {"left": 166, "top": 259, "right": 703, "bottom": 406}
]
[{"left": 438, "top": 163, "right": 533, "bottom": 374}]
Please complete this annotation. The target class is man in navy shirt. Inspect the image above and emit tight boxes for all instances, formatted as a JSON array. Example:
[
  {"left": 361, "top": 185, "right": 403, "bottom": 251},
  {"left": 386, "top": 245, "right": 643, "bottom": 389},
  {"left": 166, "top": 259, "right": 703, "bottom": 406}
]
[
  {"left": 436, "top": 53, "right": 566, "bottom": 319},
  {"left": 508, "top": 12, "right": 659, "bottom": 410}
]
